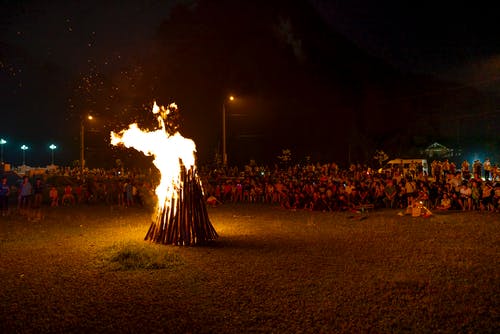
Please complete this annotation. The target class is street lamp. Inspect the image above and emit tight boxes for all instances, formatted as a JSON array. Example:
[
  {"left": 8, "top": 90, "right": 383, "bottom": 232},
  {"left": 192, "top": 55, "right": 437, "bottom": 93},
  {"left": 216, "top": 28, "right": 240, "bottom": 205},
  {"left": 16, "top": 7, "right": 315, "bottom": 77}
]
[
  {"left": 80, "top": 115, "right": 94, "bottom": 176},
  {"left": 0, "top": 138, "right": 6, "bottom": 163},
  {"left": 222, "top": 95, "right": 235, "bottom": 166},
  {"left": 20, "top": 145, "right": 28, "bottom": 166},
  {"left": 49, "top": 144, "right": 57, "bottom": 165}
]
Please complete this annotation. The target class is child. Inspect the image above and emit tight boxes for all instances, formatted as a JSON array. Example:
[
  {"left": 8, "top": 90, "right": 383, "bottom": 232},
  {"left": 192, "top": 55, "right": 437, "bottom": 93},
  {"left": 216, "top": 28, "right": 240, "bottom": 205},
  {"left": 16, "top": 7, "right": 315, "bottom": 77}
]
[
  {"left": 436, "top": 193, "right": 451, "bottom": 210},
  {"left": 49, "top": 186, "right": 59, "bottom": 207}
]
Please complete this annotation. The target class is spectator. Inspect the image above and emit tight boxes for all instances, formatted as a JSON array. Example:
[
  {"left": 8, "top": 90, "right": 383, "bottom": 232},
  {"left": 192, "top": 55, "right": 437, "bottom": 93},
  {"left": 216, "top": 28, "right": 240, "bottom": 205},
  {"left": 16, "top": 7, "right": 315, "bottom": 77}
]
[
  {"left": 470, "top": 180, "right": 482, "bottom": 210},
  {"left": 483, "top": 158, "right": 491, "bottom": 180},
  {"left": 49, "top": 186, "right": 59, "bottom": 207},
  {"left": 125, "top": 181, "right": 134, "bottom": 207},
  {"left": 458, "top": 182, "right": 472, "bottom": 211},
  {"left": 494, "top": 184, "right": 500, "bottom": 211},
  {"left": 33, "top": 178, "right": 44, "bottom": 209},
  {"left": 461, "top": 160, "right": 470, "bottom": 180},
  {"left": 18, "top": 176, "right": 32, "bottom": 215},
  {"left": 405, "top": 178, "right": 417, "bottom": 207},
  {"left": 62, "top": 184, "right": 75, "bottom": 205},
  {"left": 473, "top": 160, "right": 482, "bottom": 180},
  {"left": 480, "top": 182, "right": 494, "bottom": 212},
  {"left": 0, "top": 176, "right": 10, "bottom": 216},
  {"left": 206, "top": 195, "right": 221, "bottom": 207},
  {"left": 383, "top": 180, "right": 397, "bottom": 208},
  {"left": 436, "top": 193, "right": 451, "bottom": 210}
]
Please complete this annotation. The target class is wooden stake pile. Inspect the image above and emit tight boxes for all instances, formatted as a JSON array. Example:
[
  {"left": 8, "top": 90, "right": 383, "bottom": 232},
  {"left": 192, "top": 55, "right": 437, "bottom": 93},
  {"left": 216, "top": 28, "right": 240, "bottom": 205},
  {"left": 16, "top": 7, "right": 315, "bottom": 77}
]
[{"left": 145, "top": 165, "right": 218, "bottom": 246}]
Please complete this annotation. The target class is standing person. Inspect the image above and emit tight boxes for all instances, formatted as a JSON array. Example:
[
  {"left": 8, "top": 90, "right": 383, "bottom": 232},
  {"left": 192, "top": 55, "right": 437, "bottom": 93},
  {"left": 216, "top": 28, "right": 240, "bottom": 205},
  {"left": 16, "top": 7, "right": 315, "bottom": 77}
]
[
  {"left": 461, "top": 160, "right": 470, "bottom": 180},
  {"left": 122, "top": 180, "right": 129, "bottom": 206},
  {"left": 405, "top": 177, "right": 417, "bottom": 207},
  {"left": 18, "top": 176, "right": 32, "bottom": 216},
  {"left": 117, "top": 180, "right": 125, "bottom": 207},
  {"left": 125, "top": 181, "right": 134, "bottom": 207},
  {"left": 32, "top": 178, "right": 44, "bottom": 221},
  {"left": 62, "top": 184, "right": 75, "bottom": 205},
  {"left": 481, "top": 181, "right": 494, "bottom": 212},
  {"left": 33, "top": 178, "right": 44, "bottom": 208},
  {"left": 49, "top": 186, "right": 59, "bottom": 207},
  {"left": 470, "top": 180, "right": 482, "bottom": 210},
  {"left": 442, "top": 159, "right": 450, "bottom": 179},
  {"left": 0, "top": 176, "right": 10, "bottom": 216},
  {"left": 473, "top": 160, "right": 482, "bottom": 180},
  {"left": 449, "top": 161, "right": 456, "bottom": 175},
  {"left": 383, "top": 179, "right": 397, "bottom": 209},
  {"left": 433, "top": 160, "right": 442, "bottom": 183},
  {"left": 74, "top": 183, "right": 83, "bottom": 204},
  {"left": 483, "top": 158, "right": 491, "bottom": 181}
]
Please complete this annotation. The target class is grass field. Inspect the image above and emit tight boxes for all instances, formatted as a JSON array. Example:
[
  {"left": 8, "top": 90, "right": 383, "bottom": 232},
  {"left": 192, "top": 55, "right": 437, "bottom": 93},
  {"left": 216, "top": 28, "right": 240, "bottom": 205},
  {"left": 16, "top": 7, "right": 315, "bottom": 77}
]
[{"left": 1, "top": 204, "right": 499, "bottom": 333}]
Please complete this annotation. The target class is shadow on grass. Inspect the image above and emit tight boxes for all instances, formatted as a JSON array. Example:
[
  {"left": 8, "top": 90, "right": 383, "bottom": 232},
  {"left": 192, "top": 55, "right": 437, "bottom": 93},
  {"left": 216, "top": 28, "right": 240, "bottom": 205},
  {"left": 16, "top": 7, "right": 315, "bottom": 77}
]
[
  {"left": 203, "top": 235, "right": 347, "bottom": 256},
  {"left": 431, "top": 209, "right": 474, "bottom": 216}
]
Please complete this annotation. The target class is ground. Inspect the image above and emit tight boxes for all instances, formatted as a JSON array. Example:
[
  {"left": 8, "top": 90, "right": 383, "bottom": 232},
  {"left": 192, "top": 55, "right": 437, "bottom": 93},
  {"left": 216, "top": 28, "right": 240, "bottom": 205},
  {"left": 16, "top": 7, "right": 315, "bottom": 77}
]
[{"left": 1, "top": 204, "right": 499, "bottom": 333}]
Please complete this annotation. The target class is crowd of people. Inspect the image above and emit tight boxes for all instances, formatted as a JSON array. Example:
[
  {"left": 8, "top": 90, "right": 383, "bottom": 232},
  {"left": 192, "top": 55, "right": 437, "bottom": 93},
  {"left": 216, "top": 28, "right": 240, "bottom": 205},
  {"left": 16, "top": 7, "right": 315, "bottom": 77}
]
[
  {"left": 0, "top": 167, "right": 155, "bottom": 220},
  {"left": 203, "top": 159, "right": 500, "bottom": 213},
  {"left": 1, "top": 157, "right": 499, "bottom": 220}
]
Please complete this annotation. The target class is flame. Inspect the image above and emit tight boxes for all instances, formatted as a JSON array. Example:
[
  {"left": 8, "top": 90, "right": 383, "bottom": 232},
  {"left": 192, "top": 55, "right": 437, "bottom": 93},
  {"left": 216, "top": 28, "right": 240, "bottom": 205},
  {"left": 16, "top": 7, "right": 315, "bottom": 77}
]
[{"left": 110, "top": 102, "right": 196, "bottom": 218}]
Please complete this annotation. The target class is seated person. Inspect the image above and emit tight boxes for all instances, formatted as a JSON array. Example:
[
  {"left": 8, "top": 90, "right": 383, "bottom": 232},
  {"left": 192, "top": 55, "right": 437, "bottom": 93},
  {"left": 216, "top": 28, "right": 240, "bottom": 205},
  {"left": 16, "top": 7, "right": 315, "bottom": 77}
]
[
  {"left": 436, "top": 193, "right": 451, "bottom": 210},
  {"left": 206, "top": 195, "right": 221, "bottom": 207}
]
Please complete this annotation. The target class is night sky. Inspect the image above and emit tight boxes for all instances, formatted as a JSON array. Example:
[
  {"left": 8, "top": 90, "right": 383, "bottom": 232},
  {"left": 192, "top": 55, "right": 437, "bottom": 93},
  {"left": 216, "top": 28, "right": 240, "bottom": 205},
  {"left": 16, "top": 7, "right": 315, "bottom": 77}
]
[{"left": 1, "top": 0, "right": 499, "bottom": 167}]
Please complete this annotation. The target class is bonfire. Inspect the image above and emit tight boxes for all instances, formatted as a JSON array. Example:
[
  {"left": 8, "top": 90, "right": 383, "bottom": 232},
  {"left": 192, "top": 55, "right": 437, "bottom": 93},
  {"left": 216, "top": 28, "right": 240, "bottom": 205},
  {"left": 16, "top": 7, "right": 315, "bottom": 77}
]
[{"left": 111, "top": 102, "right": 217, "bottom": 246}]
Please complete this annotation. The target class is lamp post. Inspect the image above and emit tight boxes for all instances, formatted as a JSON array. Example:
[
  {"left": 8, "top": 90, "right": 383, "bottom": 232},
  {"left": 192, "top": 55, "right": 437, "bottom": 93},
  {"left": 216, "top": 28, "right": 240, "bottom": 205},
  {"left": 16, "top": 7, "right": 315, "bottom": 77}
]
[
  {"left": 49, "top": 144, "right": 57, "bottom": 165},
  {"left": 222, "top": 95, "right": 235, "bottom": 166},
  {"left": 21, "top": 145, "right": 28, "bottom": 166},
  {"left": 80, "top": 115, "right": 93, "bottom": 176},
  {"left": 0, "top": 138, "right": 6, "bottom": 163}
]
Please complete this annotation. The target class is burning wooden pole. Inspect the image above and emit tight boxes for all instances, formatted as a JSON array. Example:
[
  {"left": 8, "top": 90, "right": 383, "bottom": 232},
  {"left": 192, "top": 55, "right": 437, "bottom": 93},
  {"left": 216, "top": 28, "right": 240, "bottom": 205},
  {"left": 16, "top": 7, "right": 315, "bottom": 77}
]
[
  {"left": 111, "top": 102, "right": 217, "bottom": 246},
  {"left": 145, "top": 164, "right": 217, "bottom": 245}
]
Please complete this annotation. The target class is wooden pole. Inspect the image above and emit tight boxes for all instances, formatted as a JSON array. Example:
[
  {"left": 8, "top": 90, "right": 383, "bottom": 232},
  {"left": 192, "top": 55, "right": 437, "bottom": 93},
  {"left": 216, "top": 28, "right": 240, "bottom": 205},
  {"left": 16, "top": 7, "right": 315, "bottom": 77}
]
[{"left": 145, "top": 165, "right": 217, "bottom": 246}]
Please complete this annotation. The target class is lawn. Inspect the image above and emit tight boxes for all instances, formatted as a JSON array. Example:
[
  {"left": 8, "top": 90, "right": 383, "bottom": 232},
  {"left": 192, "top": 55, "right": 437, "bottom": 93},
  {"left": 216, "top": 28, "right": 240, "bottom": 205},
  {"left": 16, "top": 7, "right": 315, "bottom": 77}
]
[{"left": 0, "top": 204, "right": 499, "bottom": 333}]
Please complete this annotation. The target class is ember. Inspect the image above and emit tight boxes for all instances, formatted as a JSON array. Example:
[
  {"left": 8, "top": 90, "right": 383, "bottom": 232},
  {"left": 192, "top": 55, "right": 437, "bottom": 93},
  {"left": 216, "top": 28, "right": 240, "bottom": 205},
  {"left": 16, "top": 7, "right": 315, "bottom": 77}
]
[{"left": 111, "top": 102, "right": 217, "bottom": 246}]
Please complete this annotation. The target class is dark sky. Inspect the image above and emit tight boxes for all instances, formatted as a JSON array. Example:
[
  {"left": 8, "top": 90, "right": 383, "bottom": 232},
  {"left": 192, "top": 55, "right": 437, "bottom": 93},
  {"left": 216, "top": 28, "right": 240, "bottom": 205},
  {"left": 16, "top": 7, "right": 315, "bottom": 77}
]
[
  {"left": 1, "top": 0, "right": 499, "bottom": 167},
  {"left": 313, "top": 1, "right": 500, "bottom": 92}
]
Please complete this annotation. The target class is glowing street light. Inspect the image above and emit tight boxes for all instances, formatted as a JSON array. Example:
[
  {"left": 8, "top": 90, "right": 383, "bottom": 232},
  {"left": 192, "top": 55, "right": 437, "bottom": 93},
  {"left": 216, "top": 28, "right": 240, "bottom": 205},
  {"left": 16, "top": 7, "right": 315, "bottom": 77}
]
[
  {"left": 20, "top": 144, "right": 28, "bottom": 166},
  {"left": 222, "top": 95, "right": 235, "bottom": 166},
  {"left": 49, "top": 144, "right": 57, "bottom": 165},
  {"left": 0, "top": 138, "right": 6, "bottom": 163},
  {"left": 80, "top": 115, "right": 94, "bottom": 176}
]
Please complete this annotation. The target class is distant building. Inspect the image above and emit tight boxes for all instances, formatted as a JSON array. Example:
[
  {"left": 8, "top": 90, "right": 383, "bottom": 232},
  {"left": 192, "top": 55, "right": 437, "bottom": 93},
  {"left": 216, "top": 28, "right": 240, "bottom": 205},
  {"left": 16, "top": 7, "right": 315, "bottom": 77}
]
[{"left": 424, "top": 142, "right": 454, "bottom": 159}]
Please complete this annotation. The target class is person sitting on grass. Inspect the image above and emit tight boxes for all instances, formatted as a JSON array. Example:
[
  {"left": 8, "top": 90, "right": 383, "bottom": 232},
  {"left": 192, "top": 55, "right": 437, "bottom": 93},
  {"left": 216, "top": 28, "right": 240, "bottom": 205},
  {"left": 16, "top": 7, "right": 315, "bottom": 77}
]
[
  {"left": 480, "top": 182, "right": 494, "bottom": 212},
  {"left": 206, "top": 195, "right": 222, "bottom": 208},
  {"left": 436, "top": 193, "right": 452, "bottom": 210},
  {"left": 493, "top": 183, "right": 500, "bottom": 212},
  {"left": 458, "top": 182, "right": 472, "bottom": 211}
]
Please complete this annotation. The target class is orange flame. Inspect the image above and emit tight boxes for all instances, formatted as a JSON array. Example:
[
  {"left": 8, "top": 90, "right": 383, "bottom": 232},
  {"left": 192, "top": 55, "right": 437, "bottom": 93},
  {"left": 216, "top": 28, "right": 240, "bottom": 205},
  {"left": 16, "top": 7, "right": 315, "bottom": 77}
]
[{"left": 110, "top": 102, "right": 196, "bottom": 218}]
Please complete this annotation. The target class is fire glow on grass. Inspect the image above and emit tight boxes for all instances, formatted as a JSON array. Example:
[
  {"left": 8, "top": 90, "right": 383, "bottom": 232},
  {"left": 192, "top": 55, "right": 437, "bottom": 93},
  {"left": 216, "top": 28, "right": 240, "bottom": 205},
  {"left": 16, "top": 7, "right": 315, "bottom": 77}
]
[{"left": 110, "top": 102, "right": 217, "bottom": 246}]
